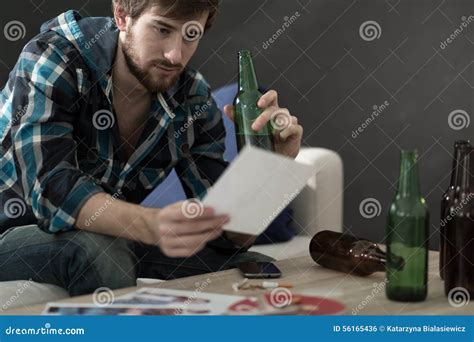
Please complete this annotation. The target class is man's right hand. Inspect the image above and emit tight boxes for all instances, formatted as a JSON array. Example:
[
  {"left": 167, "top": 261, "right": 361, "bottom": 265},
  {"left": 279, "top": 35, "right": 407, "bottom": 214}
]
[
  {"left": 77, "top": 194, "right": 229, "bottom": 258},
  {"left": 142, "top": 201, "right": 229, "bottom": 258}
]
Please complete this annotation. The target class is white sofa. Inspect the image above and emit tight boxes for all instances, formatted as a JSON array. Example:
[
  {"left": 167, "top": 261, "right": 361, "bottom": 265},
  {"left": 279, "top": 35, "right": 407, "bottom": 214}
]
[{"left": 0, "top": 147, "right": 343, "bottom": 311}]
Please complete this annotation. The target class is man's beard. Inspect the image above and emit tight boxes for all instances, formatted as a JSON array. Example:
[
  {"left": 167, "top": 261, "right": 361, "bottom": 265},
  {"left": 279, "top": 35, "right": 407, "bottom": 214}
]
[{"left": 122, "top": 30, "right": 182, "bottom": 93}]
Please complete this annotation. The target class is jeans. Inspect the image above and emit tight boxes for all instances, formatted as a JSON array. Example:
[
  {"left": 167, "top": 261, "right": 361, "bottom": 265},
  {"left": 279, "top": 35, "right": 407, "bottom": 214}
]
[{"left": 0, "top": 225, "right": 272, "bottom": 296}]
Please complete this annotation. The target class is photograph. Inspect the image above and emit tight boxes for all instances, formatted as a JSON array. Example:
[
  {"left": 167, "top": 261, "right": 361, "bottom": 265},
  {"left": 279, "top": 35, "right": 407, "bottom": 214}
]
[{"left": 44, "top": 304, "right": 210, "bottom": 316}]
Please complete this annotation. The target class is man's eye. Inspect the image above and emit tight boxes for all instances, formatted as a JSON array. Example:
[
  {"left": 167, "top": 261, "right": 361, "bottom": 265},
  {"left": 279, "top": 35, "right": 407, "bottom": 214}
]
[{"left": 155, "top": 27, "right": 170, "bottom": 35}]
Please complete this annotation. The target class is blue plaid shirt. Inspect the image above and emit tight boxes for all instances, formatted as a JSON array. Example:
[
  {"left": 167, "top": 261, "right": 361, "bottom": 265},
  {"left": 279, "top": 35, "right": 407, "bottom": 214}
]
[{"left": 0, "top": 11, "right": 228, "bottom": 233}]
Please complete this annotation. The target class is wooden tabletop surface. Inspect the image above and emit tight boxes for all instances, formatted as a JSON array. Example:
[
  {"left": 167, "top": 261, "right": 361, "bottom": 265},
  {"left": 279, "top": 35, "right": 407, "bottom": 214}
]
[{"left": 5, "top": 250, "right": 473, "bottom": 315}]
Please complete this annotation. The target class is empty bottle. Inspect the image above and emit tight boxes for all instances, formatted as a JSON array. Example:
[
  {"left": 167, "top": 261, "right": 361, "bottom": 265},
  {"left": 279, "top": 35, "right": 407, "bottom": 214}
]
[
  {"left": 440, "top": 140, "right": 470, "bottom": 280},
  {"left": 309, "top": 230, "right": 404, "bottom": 276},
  {"left": 386, "top": 150, "right": 429, "bottom": 302},
  {"left": 444, "top": 146, "right": 474, "bottom": 296}
]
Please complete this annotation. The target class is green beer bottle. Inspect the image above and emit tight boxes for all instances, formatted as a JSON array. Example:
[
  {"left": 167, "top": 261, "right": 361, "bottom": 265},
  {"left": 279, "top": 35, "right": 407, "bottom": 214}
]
[
  {"left": 386, "top": 150, "right": 429, "bottom": 302},
  {"left": 233, "top": 50, "right": 275, "bottom": 152}
]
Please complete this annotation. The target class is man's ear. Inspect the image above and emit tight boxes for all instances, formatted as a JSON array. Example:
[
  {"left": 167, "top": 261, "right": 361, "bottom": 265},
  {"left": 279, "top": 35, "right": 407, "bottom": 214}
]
[{"left": 114, "top": 5, "right": 129, "bottom": 32}]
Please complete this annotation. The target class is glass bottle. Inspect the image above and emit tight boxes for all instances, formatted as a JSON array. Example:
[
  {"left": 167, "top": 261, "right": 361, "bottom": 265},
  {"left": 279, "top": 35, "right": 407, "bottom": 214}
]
[
  {"left": 444, "top": 146, "right": 474, "bottom": 296},
  {"left": 233, "top": 50, "right": 274, "bottom": 152},
  {"left": 309, "top": 230, "right": 404, "bottom": 276},
  {"left": 386, "top": 150, "right": 429, "bottom": 302},
  {"left": 440, "top": 140, "right": 470, "bottom": 280}
]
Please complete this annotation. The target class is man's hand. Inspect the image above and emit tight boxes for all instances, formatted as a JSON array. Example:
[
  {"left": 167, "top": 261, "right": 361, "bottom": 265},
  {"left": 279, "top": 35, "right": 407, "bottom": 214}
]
[
  {"left": 142, "top": 202, "right": 229, "bottom": 258},
  {"left": 77, "top": 194, "right": 229, "bottom": 258},
  {"left": 224, "top": 90, "right": 303, "bottom": 159}
]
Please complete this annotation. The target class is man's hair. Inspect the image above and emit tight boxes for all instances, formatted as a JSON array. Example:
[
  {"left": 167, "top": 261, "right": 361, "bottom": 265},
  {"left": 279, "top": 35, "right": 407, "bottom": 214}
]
[{"left": 112, "top": 0, "right": 220, "bottom": 30}]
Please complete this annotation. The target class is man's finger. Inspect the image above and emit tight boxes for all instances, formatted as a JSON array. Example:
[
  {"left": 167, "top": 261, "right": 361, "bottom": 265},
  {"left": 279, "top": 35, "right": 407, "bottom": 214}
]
[
  {"left": 279, "top": 124, "right": 303, "bottom": 142},
  {"left": 252, "top": 106, "right": 279, "bottom": 131},
  {"left": 160, "top": 204, "right": 217, "bottom": 222},
  {"left": 258, "top": 90, "right": 278, "bottom": 108},
  {"left": 167, "top": 217, "right": 228, "bottom": 235},
  {"left": 167, "top": 229, "right": 222, "bottom": 249}
]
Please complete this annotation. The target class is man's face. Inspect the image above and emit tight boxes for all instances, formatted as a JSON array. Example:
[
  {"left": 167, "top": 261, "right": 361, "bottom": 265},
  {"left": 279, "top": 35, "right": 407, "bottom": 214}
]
[{"left": 121, "top": 6, "right": 209, "bottom": 93}]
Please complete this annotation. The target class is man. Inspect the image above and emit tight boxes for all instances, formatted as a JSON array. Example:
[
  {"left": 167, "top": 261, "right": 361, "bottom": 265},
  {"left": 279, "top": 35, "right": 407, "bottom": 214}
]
[{"left": 0, "top": 0, "right": 303, "bottom": 296}]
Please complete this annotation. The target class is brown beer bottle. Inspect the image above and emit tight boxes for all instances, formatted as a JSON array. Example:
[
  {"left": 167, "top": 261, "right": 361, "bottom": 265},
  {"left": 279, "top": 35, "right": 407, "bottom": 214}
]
[
  {"left": 440, "top": 140, "right": 470, "bottom": 280},
  {"left": 309, "top": 230, "right": 404, "bottom": 276},
  {"left": 444, "top": 146, "right": 474, "bottom": 296}
]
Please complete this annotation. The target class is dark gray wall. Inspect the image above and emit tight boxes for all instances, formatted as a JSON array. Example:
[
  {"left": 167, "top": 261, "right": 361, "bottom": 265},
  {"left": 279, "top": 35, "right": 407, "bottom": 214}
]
[{"left": 1, "top": 0, "right": 473, "bottom": 249}]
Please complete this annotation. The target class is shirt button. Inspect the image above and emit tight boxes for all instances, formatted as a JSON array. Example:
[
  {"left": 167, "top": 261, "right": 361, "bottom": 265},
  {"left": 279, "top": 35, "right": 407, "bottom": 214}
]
[{"left": 181, "top": 143, "right": 190, "bottom": 155}]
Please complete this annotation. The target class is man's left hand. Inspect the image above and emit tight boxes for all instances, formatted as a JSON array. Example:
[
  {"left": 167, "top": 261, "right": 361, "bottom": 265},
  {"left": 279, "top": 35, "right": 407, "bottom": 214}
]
[{"left": 224, "top": 90, "right": 303, "bottom": 159}]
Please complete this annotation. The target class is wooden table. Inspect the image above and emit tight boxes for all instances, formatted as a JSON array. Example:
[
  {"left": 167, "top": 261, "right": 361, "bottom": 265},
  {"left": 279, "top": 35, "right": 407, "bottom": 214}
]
[{"left": 5, "top": 250, "right": 473, "bottom": 315}]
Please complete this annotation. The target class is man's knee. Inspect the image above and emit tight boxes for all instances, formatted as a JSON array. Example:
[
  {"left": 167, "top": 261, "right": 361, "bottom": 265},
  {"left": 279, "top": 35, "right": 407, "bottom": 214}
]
[{"left": 56, "top": 230, "right": 138, "bottom": 292}]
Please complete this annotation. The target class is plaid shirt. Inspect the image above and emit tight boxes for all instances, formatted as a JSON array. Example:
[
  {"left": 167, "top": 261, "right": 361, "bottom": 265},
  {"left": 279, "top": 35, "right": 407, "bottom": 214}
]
[{"left": 0, "top": 10, "right": 228, "bottom": 233}]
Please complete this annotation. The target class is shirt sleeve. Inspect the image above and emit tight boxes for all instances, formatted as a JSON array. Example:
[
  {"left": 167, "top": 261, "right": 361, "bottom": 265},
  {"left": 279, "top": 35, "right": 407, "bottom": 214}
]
[{"left": 10, "top": 39, "right": 105, "bottom": 233}]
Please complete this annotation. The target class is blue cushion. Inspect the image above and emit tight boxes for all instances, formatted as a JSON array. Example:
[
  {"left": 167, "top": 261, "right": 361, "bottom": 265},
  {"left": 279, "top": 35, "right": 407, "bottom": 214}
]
[{"left": 141, "top": 83, "right": 296, "bottom": 244}]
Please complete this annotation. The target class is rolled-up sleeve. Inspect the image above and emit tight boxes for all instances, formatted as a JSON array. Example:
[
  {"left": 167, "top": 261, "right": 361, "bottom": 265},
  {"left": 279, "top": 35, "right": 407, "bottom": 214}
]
[{"left": 11, "top": 40, "right": 105, "bottom": 233}]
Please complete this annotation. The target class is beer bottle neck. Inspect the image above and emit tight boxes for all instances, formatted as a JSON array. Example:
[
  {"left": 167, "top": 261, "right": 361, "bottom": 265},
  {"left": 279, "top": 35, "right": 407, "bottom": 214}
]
[
  {"left": 366, "top": 253, "right": 387, "bottom": 272},
  {"left": 456, "top": 146, "right": 473, "bottom": 192},
  {"left": 397, "top": 150, "right": 421, "bottom": 198},
  {"left": 238, "top": 50, "right": 259, "bottom": 92},
  {"left": 451, "top": 141, "right": 470, "bottom": 189}
]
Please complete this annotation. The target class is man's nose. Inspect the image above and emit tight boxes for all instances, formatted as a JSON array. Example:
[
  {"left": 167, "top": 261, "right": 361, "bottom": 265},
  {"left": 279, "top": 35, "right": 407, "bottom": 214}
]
[{"left": 163, "top": 38, "right": 183, "bottom": 66}]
